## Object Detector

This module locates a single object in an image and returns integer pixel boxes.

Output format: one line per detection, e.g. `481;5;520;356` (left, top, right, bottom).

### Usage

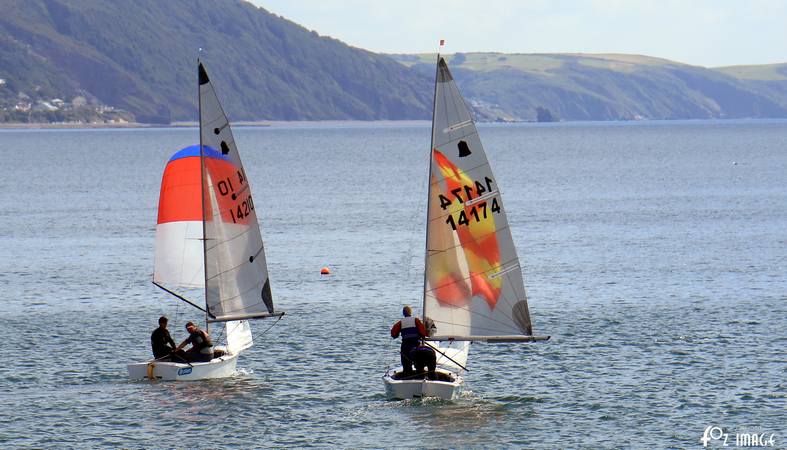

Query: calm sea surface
0;121;785;448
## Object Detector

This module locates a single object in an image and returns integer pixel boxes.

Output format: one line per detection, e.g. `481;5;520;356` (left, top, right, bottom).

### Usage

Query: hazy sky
250;0;787;67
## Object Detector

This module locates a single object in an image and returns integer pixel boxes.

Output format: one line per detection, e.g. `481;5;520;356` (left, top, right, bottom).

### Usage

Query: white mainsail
198;62;276;323
422;57;543;342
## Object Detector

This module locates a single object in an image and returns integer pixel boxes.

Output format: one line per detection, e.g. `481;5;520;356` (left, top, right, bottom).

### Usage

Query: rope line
256;314;283;339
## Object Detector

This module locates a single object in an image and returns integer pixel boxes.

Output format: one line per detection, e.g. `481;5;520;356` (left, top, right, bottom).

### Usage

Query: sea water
0;121;784;448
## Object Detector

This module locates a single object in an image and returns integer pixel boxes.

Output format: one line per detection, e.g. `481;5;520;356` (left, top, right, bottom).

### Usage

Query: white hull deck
382;367;464;400
127;353;238;381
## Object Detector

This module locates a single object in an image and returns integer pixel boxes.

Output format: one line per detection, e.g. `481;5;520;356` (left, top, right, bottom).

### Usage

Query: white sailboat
128;61;284;381
383;54;549;400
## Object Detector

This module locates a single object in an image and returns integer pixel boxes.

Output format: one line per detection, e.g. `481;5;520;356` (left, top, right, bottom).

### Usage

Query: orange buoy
320;267;331;275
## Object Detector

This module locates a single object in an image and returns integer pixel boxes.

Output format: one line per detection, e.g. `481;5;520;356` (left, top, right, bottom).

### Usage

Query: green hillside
3;1;787;124
0;0;432;123
715;63;787;81
392;53;787;121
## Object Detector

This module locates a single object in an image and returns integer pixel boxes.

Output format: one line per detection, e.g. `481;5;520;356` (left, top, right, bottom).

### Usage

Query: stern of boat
382;367;463;400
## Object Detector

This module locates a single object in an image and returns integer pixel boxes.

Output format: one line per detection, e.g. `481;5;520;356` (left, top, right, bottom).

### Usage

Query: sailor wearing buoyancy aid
175;321;214;363
390;306;427;375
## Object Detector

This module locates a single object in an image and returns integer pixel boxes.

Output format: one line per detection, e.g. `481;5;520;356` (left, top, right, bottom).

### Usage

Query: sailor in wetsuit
174;321;214;363
151;316;176;360
411;342;437;380
390;306;426;378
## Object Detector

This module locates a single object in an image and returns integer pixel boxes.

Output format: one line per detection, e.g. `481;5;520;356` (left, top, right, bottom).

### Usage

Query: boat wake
233;367;254;376
493;394;544;404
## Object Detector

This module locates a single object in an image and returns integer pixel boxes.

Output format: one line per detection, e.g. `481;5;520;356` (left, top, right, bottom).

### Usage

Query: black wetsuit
412;345;437;380
151;327;176;359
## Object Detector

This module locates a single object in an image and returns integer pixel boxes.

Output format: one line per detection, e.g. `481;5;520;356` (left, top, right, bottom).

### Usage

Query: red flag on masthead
439;39;445;47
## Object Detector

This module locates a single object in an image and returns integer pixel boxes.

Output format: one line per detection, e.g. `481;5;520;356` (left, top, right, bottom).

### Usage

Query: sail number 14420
215;169;254;224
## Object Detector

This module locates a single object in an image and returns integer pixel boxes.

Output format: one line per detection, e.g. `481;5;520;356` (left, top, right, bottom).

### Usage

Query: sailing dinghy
383;55;549;400
128;61;283;381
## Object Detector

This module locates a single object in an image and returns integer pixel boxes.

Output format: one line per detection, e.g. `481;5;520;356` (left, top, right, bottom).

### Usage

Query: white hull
127;353;238;381
382;367;464;400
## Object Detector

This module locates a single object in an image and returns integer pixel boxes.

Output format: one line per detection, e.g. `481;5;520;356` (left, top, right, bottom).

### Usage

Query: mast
421;42;443;323
198;57;209;334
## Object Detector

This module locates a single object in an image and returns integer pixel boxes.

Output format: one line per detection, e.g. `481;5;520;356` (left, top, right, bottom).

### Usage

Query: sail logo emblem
457;140;472;157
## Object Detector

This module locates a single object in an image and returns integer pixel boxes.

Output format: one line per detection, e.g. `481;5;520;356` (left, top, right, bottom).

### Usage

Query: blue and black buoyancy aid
400;316;420;342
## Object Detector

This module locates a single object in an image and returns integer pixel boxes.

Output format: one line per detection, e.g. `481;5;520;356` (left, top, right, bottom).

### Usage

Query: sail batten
422;56;536;340
425;258;522;295
444;119;473;133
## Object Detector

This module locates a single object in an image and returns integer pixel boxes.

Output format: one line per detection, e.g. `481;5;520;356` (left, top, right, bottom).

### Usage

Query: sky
250;0;787;67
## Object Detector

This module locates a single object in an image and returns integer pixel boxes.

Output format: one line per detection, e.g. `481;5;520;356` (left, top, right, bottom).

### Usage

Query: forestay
199;62;275;322
423;57;539;342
